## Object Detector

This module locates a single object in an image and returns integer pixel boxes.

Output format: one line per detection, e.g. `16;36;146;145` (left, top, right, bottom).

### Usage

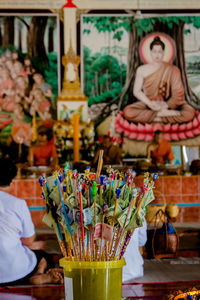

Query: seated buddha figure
123;36;195;124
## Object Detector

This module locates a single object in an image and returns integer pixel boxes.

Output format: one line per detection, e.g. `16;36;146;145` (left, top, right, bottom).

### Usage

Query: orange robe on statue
123;62;195;124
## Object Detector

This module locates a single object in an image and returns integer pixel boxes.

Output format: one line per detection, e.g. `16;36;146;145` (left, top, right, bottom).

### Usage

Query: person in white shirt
0;158;63;286
123;219;147;283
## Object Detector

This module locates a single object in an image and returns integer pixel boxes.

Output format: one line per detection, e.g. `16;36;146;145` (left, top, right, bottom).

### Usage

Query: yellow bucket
60;258;126;300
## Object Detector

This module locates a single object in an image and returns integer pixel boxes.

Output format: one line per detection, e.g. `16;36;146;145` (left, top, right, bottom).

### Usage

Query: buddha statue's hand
158;102;168;109
157;109;181;117
147;100;165;111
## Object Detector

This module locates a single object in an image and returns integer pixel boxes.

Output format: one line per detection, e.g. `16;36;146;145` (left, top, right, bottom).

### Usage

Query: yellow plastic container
60;258;126;300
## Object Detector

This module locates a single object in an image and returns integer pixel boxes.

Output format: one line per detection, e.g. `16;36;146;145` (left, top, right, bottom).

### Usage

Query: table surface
1;281;200;299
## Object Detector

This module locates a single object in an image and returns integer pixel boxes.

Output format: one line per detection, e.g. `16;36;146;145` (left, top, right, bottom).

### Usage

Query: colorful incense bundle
40;169;157;261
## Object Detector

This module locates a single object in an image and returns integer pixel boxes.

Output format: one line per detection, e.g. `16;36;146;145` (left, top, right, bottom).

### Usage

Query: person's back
92;135;122;167
0;158;63;286
0;191;36;283
104;143;122;165
123;219;147;283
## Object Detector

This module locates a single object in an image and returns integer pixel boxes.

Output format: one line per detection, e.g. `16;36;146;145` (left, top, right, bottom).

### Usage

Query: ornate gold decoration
57;34;87;102
166;287;200;300
50;9;64;22
76;9;91;23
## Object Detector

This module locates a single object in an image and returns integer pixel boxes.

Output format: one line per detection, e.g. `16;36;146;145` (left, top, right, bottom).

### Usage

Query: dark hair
24;55;31;61
154;130;163;136
103;135;111;141
37;125;53;142
150;36;165;50
0;158;17;186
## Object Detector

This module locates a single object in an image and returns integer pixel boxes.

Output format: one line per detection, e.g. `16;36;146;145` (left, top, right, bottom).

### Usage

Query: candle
73;113;80;162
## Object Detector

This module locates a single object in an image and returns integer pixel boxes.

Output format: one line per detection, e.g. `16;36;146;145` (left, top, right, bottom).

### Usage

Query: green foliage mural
83;16;130;107
83;46;126;106
44;52;59;108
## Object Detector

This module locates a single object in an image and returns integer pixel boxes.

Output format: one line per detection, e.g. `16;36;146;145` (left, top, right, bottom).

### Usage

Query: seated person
93;135;122;166
190;159;200;175
0;158;63;286
28;125;58;168
147;130;174;165
123;219;147;282
1;135;28;164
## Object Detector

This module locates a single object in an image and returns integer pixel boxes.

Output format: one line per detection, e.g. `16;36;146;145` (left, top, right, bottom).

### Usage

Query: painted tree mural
83;45;126;106
83;16;129;110
124;16;200;110
83;15;200;119
27;17;49;65
2;16;14;46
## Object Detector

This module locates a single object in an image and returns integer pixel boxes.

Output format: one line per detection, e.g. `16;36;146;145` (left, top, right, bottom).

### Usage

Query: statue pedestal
57;92;88;123
56;38;89;162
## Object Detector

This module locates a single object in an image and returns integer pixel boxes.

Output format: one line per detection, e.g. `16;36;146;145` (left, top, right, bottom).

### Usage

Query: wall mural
0;13;60;144
82;14;200;142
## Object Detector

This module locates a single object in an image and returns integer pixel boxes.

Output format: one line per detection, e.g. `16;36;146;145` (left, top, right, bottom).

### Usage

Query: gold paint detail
57;35;88;102
76;9;91;23
50;8;64;22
